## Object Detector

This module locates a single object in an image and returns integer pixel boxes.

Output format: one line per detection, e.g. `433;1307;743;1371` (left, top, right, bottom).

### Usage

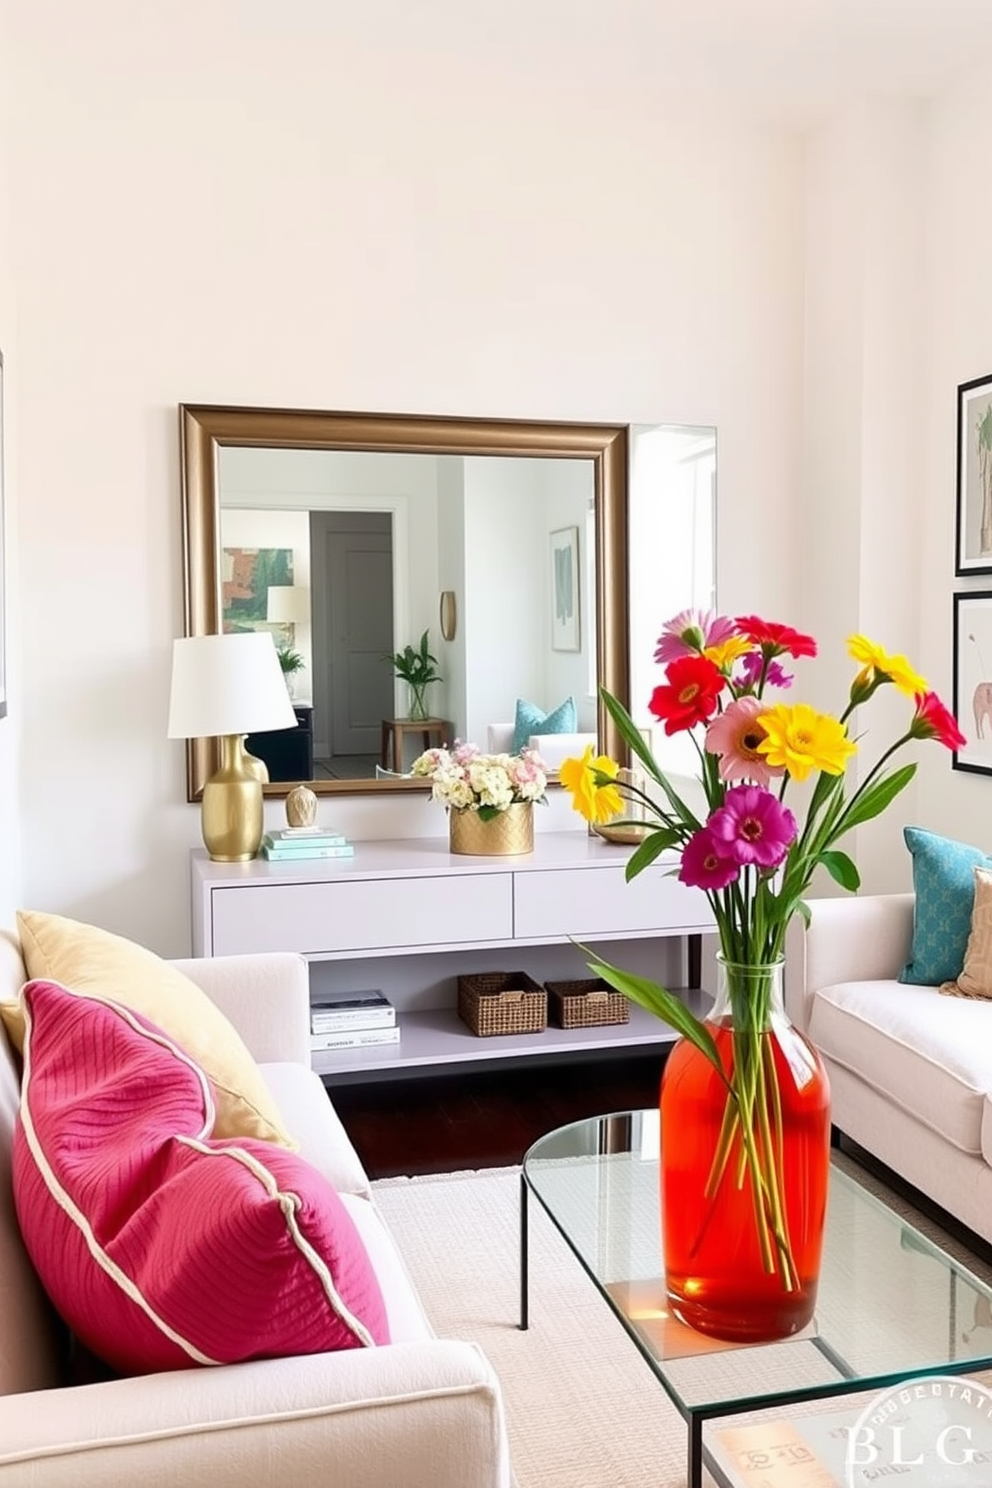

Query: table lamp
167;631;297;861
266;585;310;626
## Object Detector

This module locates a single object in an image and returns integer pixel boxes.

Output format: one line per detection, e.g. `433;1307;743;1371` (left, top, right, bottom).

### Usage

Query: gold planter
449;802;534;856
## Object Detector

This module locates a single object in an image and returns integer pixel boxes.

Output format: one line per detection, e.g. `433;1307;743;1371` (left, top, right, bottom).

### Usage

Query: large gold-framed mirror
179;405;630;800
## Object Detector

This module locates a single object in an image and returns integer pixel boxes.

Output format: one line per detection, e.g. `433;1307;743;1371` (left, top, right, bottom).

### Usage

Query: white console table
190;832;715;1084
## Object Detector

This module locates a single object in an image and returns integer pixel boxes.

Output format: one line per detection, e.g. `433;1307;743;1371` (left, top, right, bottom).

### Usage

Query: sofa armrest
169;952;311;1067
0;1340;511;1488
784;893;915;1029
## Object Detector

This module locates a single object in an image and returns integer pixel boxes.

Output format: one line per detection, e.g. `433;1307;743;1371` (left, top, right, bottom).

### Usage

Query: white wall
917;69;992;856
1;1;805;954
801;103;929;894
0;29;20;927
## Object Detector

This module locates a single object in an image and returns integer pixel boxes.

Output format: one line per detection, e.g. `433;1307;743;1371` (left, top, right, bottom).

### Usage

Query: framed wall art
952;590;992;775
956;373;992;575
550;525;580;652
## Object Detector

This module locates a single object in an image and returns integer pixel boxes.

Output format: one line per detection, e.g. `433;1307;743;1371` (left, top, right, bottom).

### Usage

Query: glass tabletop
522;1109;992;1417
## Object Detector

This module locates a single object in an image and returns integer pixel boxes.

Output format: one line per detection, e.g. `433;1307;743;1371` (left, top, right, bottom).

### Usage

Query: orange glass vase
660;957;831;1343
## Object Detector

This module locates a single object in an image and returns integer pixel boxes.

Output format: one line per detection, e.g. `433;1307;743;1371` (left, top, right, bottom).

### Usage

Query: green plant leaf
819;849;860;892
599;690;702;830
625;828;680;880
582;948;728;1083
840;762;915;831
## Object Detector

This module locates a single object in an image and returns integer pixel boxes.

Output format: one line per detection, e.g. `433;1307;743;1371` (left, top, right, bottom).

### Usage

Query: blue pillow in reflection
512;696;577;755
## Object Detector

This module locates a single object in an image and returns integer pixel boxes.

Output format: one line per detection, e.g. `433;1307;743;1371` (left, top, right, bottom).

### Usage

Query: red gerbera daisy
736;615;817;660
910;691;967;751
649;654;724;736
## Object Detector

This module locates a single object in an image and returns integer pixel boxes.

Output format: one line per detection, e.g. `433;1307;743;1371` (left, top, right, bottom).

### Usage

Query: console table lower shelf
312;994;708;1084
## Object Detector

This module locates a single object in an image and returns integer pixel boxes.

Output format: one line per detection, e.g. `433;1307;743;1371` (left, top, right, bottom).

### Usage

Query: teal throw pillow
899;826;992;985
512;696;577;755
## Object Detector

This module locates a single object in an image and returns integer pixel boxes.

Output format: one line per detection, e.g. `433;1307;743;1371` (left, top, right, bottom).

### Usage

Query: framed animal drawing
953;590;992;776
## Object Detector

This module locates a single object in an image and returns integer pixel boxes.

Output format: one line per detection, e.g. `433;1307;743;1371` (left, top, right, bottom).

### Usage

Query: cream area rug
371;1155;992;1488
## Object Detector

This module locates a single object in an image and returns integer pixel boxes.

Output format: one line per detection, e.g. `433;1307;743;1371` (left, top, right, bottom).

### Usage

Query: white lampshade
167;631;297;739
266;585;310;625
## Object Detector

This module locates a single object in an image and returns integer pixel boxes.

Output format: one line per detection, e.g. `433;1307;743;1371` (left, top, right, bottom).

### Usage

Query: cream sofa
0;932;511;1488
786;892;992;1247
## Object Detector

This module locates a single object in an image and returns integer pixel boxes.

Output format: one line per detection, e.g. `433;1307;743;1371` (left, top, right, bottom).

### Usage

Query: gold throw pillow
940;866;992;1001
1;910;296;1148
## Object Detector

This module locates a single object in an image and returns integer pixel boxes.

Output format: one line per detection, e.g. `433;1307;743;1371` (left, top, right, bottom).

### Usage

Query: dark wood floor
327;1050;666;1179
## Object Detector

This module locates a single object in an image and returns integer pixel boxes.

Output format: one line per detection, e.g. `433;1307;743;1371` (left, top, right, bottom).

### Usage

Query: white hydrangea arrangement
410;742;548;817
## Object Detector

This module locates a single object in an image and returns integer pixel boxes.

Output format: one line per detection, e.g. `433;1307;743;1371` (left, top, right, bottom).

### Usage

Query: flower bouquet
561;611;965;1341
411;742;548;856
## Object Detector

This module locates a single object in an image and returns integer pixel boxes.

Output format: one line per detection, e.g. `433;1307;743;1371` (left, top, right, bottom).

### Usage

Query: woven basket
457;971;547;1037
546;978;630;1029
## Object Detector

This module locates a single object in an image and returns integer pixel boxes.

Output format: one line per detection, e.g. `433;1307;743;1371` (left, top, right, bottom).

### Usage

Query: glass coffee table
521;1110;992;1488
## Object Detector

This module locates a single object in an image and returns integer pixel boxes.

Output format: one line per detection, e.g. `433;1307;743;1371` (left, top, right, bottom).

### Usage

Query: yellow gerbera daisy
704;636;752;672
847;634;927;699
756;703;857;782
558;746;624;824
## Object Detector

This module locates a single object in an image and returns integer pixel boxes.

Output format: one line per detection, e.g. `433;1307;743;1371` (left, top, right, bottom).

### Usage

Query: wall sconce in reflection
439;590;457;642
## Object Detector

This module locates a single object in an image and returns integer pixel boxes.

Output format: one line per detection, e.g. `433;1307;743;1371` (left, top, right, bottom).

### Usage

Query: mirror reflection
218;447;597;780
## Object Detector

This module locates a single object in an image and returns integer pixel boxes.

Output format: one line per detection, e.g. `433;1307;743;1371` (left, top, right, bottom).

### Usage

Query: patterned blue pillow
512;696;577;755
899;826;992;985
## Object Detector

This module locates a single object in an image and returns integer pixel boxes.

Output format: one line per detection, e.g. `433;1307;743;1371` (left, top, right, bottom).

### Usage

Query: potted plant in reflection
386;630;443;721
276;644;306;701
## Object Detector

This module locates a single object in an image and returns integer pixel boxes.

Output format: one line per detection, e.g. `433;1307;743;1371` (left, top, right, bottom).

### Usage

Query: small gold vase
449;802;534;856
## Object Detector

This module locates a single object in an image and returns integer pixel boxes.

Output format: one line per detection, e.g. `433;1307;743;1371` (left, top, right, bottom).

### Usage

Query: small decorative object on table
385;629;443;722
411;741;548;856
561;610;966;1343
286;784;318;827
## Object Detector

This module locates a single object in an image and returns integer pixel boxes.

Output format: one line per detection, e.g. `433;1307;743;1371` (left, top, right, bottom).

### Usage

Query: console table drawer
514;866;704;940
208;873;513;956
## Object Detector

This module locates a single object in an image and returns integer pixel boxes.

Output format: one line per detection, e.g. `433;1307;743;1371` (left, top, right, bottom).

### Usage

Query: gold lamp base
201;735;264;861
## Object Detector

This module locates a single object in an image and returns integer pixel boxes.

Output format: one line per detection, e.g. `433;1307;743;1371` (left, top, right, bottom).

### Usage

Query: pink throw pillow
12;979;389;1374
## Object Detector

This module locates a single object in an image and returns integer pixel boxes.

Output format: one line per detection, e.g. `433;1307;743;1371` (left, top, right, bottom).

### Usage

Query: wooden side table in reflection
380;717;454;774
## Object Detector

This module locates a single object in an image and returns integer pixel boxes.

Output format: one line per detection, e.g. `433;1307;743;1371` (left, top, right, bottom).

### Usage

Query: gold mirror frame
179;405;629;801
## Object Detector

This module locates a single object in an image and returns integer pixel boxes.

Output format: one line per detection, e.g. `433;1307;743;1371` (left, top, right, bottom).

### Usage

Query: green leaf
840;763;915;831
819;849;861;892
624;829;678;880
582;947;728;1084
599;690;703;831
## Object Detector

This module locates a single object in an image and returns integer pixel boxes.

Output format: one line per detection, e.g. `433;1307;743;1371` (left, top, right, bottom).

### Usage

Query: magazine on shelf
311;991;395;1032
310;1024;401;1052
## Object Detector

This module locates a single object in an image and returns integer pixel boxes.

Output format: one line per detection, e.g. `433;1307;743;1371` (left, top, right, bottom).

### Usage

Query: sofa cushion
13;979;389;1375
899;827;991;986
941;866;992;1001
1;909;294;1147
808;976;992;1155
512;695;576;754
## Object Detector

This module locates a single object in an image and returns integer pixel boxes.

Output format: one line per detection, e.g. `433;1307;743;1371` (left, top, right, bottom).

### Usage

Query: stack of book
260;826;355;862
310;990;400;1053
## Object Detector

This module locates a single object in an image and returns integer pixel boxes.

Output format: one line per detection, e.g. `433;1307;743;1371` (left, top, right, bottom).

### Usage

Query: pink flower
678;828;740;890
705;697;784;786
654;609;738;665
733;651;794;693
707;785;797;869
451;741;480;765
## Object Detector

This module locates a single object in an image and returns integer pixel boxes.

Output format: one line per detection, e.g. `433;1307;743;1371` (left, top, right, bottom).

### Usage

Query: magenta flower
705;697;784;786
733;651;794;693
654;609;738;665
707;785;797;869
678;827;741;890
